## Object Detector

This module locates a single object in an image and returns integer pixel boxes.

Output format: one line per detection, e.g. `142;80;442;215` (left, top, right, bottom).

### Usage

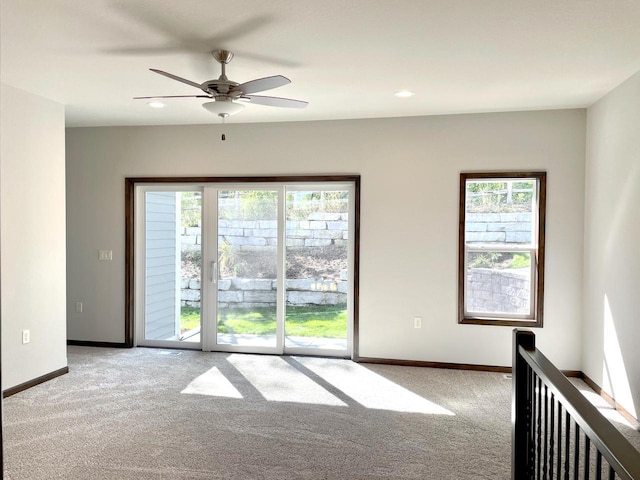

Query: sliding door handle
210;261;218;284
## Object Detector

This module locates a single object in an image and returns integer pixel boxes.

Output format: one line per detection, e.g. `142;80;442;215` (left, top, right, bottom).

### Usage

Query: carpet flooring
2;346;638;479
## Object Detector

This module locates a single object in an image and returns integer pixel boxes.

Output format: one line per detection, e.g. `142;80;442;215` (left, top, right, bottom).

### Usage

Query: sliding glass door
207;188;282;353
137;188;203;349
136;180;355;358
284;188;350;352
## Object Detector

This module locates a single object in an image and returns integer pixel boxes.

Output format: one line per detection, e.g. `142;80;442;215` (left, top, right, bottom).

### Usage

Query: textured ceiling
2;0;640;127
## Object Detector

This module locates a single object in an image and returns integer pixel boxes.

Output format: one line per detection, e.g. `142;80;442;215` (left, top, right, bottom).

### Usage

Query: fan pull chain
221;115;226;141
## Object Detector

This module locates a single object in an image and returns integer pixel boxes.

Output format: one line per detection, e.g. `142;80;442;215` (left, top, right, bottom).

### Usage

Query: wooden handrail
512;329;640;479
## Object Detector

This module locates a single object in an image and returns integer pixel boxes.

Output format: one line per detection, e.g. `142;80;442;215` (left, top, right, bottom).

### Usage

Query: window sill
459;316;542;328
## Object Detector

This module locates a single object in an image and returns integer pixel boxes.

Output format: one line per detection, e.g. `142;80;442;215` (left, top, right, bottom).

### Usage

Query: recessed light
147;101;166;109
394;90;415;98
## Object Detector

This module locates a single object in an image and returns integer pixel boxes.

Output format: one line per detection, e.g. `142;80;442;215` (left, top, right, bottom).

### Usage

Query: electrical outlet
414;316;422;329
76;302;83;313
22;329;30;344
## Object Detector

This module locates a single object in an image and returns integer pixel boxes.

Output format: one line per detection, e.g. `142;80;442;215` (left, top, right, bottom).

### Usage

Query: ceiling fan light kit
202;98;245;117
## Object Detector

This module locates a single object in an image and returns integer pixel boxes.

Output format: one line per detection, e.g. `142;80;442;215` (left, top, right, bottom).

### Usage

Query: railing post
512;329;535;480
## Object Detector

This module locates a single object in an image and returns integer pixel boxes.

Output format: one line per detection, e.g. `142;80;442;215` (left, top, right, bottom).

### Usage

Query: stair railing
512;329;640;479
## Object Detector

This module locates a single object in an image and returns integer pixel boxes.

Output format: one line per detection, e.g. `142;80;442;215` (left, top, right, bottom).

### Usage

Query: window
458;172;546;327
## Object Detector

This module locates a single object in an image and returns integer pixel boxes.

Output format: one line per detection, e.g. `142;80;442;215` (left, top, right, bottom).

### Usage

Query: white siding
145;192;178;340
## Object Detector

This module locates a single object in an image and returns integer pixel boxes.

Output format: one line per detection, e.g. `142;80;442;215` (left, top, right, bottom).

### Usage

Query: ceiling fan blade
134;95;211;99
150;69;203;90
241;95;308;109
231;75;291;95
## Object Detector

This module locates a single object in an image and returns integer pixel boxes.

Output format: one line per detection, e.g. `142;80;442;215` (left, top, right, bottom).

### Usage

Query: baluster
608;465;615;480
528;368;536;479
557;403;563;479
564;412;570;480
584;437;591;480
574;426;580;480
595;451;602;480
543;385;549;480
537;377;543;479
549;393;555;479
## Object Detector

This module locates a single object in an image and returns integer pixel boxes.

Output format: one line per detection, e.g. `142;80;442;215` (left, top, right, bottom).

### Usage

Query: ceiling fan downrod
212;50;234;81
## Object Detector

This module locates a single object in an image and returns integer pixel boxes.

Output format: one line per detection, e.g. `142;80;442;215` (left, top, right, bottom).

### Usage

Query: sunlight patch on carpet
294;357;455;415
181;367;243;398
227;354;347;406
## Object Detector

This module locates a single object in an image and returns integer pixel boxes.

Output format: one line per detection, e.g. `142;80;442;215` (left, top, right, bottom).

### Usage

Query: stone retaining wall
184;268;527;313
467;268;530;315
181;212;349;309
465;212;532;244
181;212;349;253
181;275;348;309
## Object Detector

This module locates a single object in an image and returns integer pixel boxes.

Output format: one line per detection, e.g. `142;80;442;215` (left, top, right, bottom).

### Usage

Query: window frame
458;171;546;327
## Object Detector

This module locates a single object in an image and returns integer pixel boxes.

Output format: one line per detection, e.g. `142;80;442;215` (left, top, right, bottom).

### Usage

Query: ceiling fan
135;50;308;118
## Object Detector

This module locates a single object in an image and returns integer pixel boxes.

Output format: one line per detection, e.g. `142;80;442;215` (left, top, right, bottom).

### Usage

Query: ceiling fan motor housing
202;79;238;95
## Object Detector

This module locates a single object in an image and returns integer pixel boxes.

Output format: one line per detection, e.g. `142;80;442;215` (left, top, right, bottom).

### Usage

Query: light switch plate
99;250;113;261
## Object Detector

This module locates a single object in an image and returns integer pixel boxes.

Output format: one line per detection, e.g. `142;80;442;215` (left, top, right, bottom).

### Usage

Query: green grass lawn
180;305;347;338
180;307;202;333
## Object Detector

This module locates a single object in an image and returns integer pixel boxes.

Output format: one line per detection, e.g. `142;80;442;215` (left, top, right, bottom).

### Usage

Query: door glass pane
217;190;278;348
285;190;349;350
145;191;201;342
465;250;531;316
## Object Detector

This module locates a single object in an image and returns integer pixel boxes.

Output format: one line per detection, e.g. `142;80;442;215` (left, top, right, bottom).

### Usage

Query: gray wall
584;71;640;418
66;109;586;369
1;83;67;390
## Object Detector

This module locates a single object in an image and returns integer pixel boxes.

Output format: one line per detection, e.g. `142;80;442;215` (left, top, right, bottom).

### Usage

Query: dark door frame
124;175;361;359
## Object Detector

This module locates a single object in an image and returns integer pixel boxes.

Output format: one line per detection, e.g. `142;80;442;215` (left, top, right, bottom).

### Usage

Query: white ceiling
2;0;640;127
